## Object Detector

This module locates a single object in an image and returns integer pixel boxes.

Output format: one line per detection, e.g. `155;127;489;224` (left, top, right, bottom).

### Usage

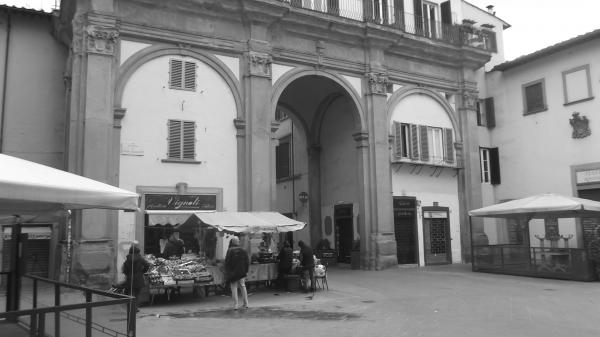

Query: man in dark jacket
276;241;293;289
122;245;150;308
224;236;249;309
162;231;184;258
298;240;315;291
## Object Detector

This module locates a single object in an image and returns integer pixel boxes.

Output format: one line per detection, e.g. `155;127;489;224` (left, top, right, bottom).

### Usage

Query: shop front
138;206;305;303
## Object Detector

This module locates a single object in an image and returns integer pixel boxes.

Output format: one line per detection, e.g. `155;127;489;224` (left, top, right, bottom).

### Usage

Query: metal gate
423;207;451;265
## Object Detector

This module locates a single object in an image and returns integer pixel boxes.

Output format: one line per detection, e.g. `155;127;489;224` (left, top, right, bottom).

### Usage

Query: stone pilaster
66;13;121;287
308;145;322;246
242;44;273;211
361;71;397;270
457;84;483;263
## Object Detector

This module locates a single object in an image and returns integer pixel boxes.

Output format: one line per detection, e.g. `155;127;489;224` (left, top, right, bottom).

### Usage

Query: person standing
122;245;150;310
298;240;315;292
224;236;249;309
276;241;293;289
162;231;184;258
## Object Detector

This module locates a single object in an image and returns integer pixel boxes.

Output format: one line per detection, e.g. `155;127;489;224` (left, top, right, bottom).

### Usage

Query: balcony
276;0;496;52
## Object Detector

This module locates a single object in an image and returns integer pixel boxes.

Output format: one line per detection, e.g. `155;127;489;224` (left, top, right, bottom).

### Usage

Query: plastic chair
313;264;328;290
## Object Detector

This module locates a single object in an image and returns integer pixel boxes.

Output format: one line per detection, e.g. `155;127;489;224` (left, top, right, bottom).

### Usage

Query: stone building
1;0;508;285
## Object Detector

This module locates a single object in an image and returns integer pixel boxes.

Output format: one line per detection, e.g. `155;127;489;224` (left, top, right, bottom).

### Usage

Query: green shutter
443;128;454;164
419;125;429;162
490;147;501;185
169;59;183;89
168;120;182;159
184;61;196;90
182;121;196;160
485;97;495;128
393;122;403;159
410;124;419;160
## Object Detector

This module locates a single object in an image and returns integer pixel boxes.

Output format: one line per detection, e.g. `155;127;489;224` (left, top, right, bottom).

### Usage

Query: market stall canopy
0;154;139;214
193;211;305;233
469;193;600;219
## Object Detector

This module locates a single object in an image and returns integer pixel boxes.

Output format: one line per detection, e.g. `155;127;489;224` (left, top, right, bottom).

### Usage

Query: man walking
224;236;250;309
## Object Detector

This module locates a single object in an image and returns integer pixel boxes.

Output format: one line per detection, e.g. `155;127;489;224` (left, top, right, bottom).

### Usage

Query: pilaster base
70;240;115;288
369;232;398;270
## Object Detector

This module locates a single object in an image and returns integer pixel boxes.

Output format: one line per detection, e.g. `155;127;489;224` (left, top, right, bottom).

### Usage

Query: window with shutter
479;148;490;183
393;122;403;159
476;101;483;126
167;119;196;161
169;59;196;91
443;128;454;164
419;125;429;162
522;79;547;114
489;147;501;185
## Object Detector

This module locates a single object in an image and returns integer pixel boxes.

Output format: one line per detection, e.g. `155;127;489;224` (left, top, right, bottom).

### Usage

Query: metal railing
276;0;496;52
0;274;136;337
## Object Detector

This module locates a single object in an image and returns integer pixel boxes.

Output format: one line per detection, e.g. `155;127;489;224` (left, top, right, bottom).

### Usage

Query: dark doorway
393;197;418;264
334;204;353;263
578;188;600;249
422;207;452;265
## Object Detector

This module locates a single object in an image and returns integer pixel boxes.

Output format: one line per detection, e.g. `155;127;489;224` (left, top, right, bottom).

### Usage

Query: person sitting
298;240;315;292
162;231;184;259
276;241;293;289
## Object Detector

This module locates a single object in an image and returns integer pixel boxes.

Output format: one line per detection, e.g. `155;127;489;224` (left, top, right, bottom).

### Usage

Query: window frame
522;78;548;115
480;148;491;183
169;58;197;91
562;64;594;106
162;119;200;164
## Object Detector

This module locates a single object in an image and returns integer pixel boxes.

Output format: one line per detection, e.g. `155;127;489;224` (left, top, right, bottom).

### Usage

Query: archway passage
273;75;362;262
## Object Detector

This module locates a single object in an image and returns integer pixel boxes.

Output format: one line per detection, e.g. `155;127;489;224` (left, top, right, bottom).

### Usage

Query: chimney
486;5;496;15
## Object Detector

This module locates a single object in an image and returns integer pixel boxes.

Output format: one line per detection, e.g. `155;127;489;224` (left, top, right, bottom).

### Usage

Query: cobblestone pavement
135;264;600;337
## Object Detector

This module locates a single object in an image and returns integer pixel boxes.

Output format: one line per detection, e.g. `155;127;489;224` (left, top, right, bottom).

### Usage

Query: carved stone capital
248;51;272;78
85;25;119;55
461;92;478;110
233;118;246;137
270;121;281;133
113;107;126;128
353;131;369;148
367;72;389;96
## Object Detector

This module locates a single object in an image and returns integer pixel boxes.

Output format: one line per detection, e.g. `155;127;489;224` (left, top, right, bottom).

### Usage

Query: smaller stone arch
114;45;243;117
385;86;462;142
270;66;367;139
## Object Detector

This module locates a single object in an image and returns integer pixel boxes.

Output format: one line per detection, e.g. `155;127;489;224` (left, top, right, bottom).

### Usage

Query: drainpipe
0;11;11;152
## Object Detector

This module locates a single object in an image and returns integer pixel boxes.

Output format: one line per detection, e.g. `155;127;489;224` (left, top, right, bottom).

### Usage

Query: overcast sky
3;0;599;61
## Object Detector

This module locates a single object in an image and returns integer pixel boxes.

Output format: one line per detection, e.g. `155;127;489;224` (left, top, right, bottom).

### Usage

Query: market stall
469;193;600;281
142;211;305;302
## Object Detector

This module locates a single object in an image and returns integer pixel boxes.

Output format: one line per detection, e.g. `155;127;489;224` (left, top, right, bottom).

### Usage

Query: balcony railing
276;0;496;52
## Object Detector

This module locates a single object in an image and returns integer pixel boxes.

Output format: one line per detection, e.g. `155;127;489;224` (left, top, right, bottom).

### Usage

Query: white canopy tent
469;193;600;219
0;154;139;214
145;210;305;233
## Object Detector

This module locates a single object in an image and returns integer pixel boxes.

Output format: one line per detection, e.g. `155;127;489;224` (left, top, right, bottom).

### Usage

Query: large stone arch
385;86;462;142
114;45;243;116
270;67;366;141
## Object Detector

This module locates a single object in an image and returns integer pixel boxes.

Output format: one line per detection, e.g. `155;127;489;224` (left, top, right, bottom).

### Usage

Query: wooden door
393;197;417;264
423;207;451;265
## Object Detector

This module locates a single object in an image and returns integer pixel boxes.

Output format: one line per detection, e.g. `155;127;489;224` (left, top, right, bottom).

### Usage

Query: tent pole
7;215;22;313
65;210;72;283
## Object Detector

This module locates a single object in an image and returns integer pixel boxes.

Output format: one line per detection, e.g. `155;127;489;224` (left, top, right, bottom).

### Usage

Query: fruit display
145;254;213;286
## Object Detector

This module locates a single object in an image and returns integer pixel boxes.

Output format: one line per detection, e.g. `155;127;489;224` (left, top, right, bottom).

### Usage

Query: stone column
243;46;273;211
307;145;322;246
66;13;121;286
457;85;483;262
363;72;397;270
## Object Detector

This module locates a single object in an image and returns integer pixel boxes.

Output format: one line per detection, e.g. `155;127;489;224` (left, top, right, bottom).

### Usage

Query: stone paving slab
134;264;600;337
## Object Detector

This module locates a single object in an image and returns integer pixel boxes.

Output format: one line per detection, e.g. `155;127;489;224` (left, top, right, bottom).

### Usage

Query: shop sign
145;194;217;211
3;227;52;240
576;169;600;185
423;211;448;219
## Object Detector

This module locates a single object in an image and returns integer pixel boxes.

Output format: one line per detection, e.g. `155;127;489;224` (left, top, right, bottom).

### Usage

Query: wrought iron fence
275;0;495;51
0;274;136;337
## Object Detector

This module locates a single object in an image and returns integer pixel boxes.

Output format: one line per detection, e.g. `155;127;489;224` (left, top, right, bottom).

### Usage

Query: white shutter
182;121;196;160
168;120;182;159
